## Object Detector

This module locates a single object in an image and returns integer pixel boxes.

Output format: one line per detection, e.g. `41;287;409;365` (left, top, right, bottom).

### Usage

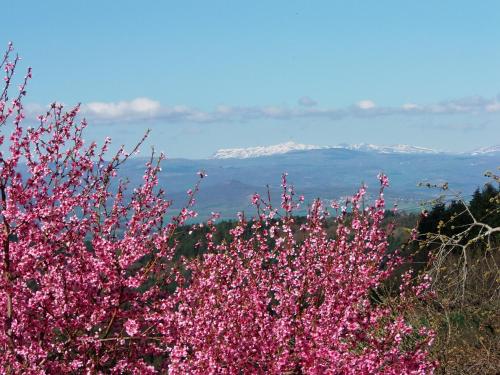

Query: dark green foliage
418;183;499;251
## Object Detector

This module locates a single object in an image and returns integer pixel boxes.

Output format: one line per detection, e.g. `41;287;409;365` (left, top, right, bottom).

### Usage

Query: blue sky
5;1;500;158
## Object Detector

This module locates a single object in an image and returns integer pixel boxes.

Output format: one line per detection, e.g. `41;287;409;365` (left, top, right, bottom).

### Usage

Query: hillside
117;145;500;219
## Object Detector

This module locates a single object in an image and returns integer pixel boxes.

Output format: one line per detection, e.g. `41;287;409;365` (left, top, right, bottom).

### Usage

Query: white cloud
298;96;317;107
23;94;500;125
128;97;161;113
486;102;500;112
215;105;232;114
402;103;419;110
262;106;288;117
357;100;376;110
84;97;161;120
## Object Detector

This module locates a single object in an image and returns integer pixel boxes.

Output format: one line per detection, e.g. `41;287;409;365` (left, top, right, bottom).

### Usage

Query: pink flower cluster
0;44;436;373
168;175;435;374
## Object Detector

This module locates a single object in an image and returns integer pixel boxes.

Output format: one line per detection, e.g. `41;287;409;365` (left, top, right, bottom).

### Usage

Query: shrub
167;175;436;373
0;43;197;373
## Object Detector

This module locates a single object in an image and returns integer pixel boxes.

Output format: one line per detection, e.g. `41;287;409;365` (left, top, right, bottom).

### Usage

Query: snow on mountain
211;142;438;159
212;141;327;159
470;145;500;155
344;143;438;154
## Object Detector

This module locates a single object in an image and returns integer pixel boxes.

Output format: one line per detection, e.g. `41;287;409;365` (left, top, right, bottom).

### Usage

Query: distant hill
117;144;500;219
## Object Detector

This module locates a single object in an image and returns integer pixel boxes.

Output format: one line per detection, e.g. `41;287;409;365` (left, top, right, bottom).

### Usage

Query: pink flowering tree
0;44;435;373
0;43;200;373
167;175;436;374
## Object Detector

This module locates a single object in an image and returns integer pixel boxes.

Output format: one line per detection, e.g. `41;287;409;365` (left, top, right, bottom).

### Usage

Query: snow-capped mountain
470;145;500;155
212;142;438;159
212;141;327;159
341;143;438;154
118;144;498;219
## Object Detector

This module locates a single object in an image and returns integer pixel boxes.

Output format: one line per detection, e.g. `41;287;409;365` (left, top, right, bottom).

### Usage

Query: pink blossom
251;193;260;205
124;319;140;336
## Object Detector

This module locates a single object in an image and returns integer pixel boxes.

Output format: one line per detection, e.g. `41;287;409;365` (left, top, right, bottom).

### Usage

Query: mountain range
212;142;498;159
117;143;500;220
